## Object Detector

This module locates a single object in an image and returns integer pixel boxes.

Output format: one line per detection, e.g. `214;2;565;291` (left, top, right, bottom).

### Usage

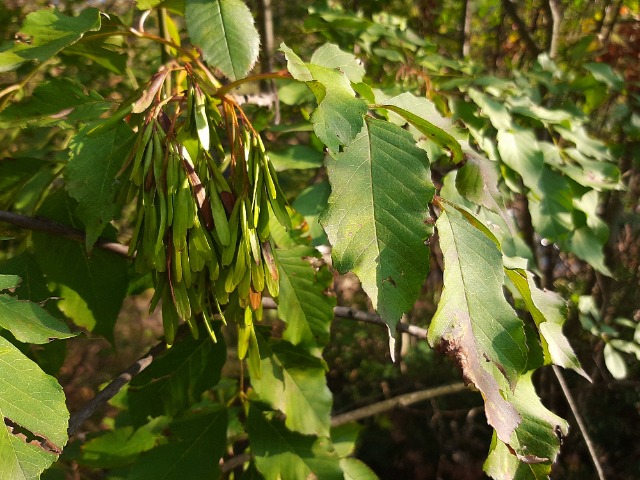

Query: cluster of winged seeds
120;72;290;351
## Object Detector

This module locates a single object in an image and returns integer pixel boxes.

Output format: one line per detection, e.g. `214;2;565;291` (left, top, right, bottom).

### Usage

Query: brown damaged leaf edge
4;417;62;455
436;332;521;445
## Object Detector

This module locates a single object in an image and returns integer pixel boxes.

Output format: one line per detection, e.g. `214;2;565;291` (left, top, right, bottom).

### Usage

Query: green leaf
0;253;51;303
603;342;627;379
65;121;135;251
0;79;109;129
128;323;226;423
249;332;333;437
247;404;343;480
79;419;166;468
340;458;380;480
0;8;101;73
584;62;624;91
0;336;68;478
504;268;588;379
310;43;365;83
268;145;324;172
32;190;129;341
468;88;513;131
567;226;612;276
0;295;74;344
0;275;20;291
331;423;361;458
321;117;434;337
455;151;506;214
281;43;368;152
379;93;465;164
497;128;544;190
484;372;568;478
185;0;259;81
292;182;331;246
128;407;227;480
276;245;336;355
0;158;50;208
428;203;527;443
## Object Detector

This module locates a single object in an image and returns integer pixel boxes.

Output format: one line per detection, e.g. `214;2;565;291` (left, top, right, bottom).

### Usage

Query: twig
262;297;429;340
331;382;467;427
501;0;541;57
552;365;606;480
68;341;167;436
0;210;129;257
221;453;251;474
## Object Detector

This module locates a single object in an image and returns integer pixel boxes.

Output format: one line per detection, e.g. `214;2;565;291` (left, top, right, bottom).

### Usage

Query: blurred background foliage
1;0;638;479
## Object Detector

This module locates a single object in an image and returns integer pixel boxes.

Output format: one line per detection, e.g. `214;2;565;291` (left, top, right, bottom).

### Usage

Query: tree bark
547;0;562;59
461;0;473;58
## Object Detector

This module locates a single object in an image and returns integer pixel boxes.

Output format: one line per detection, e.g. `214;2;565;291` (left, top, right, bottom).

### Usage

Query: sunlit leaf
185;0;259;81
276;245;336;355
0;294;74;344
247;404;343;480
0;8;101;73
282;43;368;152
0;336;68;479
428;203;527;443
321;117;434;337
65;121;135;251
504;268;588;379
249;331;333;437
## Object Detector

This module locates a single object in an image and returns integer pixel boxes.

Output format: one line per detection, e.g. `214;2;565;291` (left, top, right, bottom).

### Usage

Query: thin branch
331;382;468;427
216;70;291;97
0;210;130;257
218;383;468;473
501;0;541;57
68;340;167;436
261;297;429;340
552;365;607;480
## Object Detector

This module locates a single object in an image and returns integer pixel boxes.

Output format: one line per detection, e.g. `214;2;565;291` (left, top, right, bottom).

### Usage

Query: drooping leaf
281;43;368;152
0;275;20;291
603;342;628;379
31;190;129;341
0;295;74;344
584;62;624;91
428;203;527;443
310;43;365;83
0;158;50;208
185;0;259;81
128;323;226;424
340;458;380;480
0;8;101;73
321;117;434;337
484;372;568;479
0;79;110;128
268;145;324;172
292;181;331;246
468;88;513;131
128;407;227;480
249;332;333;437
65;121;135;251
379;93;465;163
276;245;336;355
0;253;51;303
247;404;343;480
504;267;589;380
79;418;167;468
0;336;68;479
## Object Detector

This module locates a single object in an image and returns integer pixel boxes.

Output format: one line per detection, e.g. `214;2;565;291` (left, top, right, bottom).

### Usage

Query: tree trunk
461;0;473;58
